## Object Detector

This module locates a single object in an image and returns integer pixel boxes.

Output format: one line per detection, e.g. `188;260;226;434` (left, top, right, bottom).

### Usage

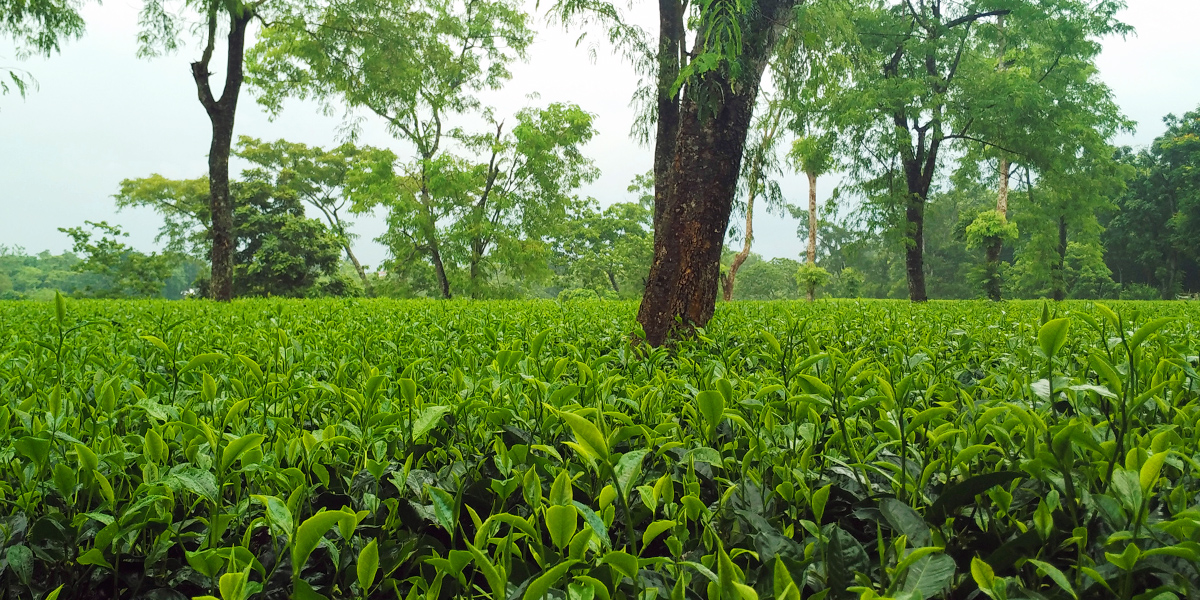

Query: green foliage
227;182;344;298
57;221;181;298
555;201;652;298
0;299;1197;599
794;262;830;289
726;255;801;300
965;210;1019;250
831;266;864;298
1103;108;1200;298
114;175;212;257
0;0;86;96
557;287;599;302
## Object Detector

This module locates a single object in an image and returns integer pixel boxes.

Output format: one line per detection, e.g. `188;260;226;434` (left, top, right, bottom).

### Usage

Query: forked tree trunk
806;170;817;302
638;89;761;345
193;10;252;302
896;111;939;303
651;0;684;234
984;158;1010;301
636;0;793;345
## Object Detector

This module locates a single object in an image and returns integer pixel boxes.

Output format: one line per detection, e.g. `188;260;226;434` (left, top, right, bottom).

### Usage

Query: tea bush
0;297;1197;600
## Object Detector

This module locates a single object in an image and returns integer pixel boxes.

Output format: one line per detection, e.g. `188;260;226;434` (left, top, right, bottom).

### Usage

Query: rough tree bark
984;158;1010;301
806;170;817;302
192;8;253;302
636;0;792;346
901;156;934;302
651;0;684;234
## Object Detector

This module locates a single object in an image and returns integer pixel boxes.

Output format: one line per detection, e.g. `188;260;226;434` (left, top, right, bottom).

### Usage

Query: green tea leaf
1026;559;1076;599
613;450;647;501
556;408;608;460
546;504;578;549
1129;317;1173;351
1038;318;1071;358
357;539;380;591
522;559;576;600
293;510;351;574
219;433;265;473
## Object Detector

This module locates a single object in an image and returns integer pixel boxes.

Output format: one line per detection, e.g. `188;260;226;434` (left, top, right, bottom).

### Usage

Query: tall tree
555;0;816;344
247;0;532;299
1011;155;1125;301
234;136;397;294
790;133;835;301
834;0;1127;301
722;101;786;301
1;0;85;96
451;104;598;297
229;179;345;297
137;0;263;300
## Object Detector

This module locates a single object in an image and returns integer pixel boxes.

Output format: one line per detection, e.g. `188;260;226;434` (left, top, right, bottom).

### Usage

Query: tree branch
944;9;1009;30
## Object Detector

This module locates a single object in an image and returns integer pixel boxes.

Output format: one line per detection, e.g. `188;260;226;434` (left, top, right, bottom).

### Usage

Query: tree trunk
638;73;775;344
607;271;620;294
807;171;817;266
638;94;759;344
429;239;451;299
636;0;793;345
722;186;755;302
984;158;1010;301
1052;215;1067;301
192;10;251;302
343;243;374;295
904;194;928;302
651;0;684;234
805;170;818;302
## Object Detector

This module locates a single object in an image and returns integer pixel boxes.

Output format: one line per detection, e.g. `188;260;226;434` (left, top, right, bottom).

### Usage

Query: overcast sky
2;0;1198;270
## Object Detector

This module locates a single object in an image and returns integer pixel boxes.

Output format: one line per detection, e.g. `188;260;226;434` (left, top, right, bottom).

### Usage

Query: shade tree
234;136;397;294
136;0;276;300
830;0;1128;302
247;0;532;299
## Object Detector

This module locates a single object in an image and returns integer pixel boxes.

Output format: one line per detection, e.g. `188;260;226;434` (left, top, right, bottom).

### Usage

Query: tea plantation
0;298;1197;600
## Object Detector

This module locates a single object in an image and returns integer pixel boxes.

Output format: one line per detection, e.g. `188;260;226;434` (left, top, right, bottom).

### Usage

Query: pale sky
1;0;1198;271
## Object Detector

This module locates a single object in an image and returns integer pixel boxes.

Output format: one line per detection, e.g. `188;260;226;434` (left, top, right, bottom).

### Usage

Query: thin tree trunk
721;105;781;302
1053;215;1067;301
806;170;817;302
607;271;620;294
343;243;373;295
984;158;1010;301
192;10;251;302
429;239;451;299
417;187;451;299
722;186;755;302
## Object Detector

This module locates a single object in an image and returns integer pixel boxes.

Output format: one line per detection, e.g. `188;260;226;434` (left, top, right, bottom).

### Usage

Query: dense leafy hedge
0;298;1197;600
